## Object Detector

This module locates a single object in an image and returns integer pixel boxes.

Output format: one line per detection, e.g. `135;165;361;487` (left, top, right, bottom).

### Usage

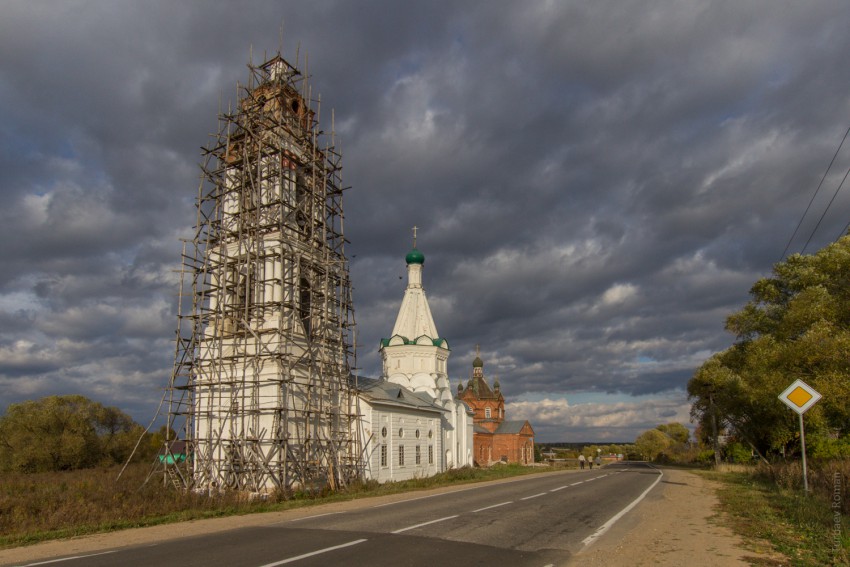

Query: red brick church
457;348;535;466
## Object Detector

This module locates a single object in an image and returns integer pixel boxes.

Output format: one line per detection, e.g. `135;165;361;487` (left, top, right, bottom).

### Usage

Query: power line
837;216;850;242
801;163;850;254
780;123;850;260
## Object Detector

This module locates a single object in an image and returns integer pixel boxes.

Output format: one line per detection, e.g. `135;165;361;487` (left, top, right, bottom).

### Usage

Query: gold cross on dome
475;344;480;356
412;225;418;247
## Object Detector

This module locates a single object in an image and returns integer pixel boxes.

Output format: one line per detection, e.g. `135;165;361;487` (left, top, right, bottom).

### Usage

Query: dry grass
0;464;262;547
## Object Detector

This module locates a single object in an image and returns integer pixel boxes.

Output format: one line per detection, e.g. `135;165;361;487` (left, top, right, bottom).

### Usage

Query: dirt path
575;467;786;566
0;467;785;566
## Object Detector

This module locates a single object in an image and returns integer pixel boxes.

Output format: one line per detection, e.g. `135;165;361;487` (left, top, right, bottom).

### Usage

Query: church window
381;426;387;438
398;428;404;438
399;446;405;466
428;445;433;465
380;444;387;467
227;264;256;325
428;429;433;439
415;429;420;439
299;277;311;336
416;445;421;465
485;407;491;419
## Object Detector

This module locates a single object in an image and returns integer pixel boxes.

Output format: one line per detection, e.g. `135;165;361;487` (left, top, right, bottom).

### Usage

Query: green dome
405;248;425;265
472;356;484;368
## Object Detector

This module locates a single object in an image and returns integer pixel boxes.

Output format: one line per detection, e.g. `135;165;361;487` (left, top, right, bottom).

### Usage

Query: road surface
13;462;662;567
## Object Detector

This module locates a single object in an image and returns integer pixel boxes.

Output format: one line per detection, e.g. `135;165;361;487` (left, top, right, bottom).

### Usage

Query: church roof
473;423;492;434
380;335;448;348
388;248;440;341
464;375;499;400
494;420;533;435
356;376;446;413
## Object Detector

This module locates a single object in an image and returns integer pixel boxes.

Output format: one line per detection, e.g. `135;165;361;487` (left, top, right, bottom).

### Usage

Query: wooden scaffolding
163;51;361;493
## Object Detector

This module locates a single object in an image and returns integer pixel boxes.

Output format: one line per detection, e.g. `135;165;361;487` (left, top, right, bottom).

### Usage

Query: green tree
656;422;690;444
634;429;671;461
0;395;145;472
688;236;850;460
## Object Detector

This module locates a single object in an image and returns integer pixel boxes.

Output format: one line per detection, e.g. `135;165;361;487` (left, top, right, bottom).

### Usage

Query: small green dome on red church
472;356;484;368
405;248;425;265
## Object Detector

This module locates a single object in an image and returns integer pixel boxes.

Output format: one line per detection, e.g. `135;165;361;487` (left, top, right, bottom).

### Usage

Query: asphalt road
16;462;662;567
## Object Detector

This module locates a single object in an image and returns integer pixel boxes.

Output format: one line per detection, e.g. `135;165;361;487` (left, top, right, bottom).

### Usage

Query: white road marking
570;481;584;486
391;515;459;534
275;511;342;524
581;467;664;548
22;552;117;565
520;492;547;500
371;485;478;508
549;485;568;492
472;501;513;512
257;539;368;566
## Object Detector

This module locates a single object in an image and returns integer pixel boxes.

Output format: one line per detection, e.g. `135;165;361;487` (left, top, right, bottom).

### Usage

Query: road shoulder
573;466;786;566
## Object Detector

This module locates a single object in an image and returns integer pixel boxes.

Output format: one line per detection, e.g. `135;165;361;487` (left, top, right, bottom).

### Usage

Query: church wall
491;431;535;465
357;398;443;483
474;432;494;466
194;338;346;489
458;402;474;467
382;346;449;385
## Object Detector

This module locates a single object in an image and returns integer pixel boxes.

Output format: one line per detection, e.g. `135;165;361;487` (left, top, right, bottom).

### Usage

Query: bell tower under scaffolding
164;51;361;493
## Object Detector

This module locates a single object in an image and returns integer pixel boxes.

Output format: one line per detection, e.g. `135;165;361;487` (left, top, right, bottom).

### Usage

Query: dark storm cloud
2;0;850;440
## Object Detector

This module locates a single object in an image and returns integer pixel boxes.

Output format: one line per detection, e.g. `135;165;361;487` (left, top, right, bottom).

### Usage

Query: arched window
299;277;311;336
294;167;310;236
485;407;491;419
229;265;255;326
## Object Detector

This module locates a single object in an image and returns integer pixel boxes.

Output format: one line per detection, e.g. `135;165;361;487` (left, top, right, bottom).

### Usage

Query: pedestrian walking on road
595;455;601;468
588;456;593;470
578;454;585;469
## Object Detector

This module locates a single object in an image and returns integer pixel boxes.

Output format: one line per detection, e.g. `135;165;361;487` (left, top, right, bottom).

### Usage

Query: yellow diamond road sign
779;379;822;415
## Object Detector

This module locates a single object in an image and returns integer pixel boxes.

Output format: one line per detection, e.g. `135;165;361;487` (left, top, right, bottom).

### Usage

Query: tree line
0;395;164;472
688;236;850;462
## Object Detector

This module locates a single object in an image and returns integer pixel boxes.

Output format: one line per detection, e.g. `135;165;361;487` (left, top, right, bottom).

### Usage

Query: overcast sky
2;1;850;443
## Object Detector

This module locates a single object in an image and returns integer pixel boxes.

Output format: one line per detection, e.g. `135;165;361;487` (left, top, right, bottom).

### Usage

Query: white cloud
601;283;638;306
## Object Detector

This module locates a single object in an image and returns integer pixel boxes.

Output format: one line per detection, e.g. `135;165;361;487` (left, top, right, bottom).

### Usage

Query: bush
809;435;850;460
724;442;753;463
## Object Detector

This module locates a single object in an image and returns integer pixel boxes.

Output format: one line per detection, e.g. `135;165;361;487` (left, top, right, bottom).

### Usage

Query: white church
355;241;474;482
167;52;475;493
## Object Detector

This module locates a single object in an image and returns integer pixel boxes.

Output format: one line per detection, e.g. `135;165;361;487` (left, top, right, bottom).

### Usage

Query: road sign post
778;379;822;494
